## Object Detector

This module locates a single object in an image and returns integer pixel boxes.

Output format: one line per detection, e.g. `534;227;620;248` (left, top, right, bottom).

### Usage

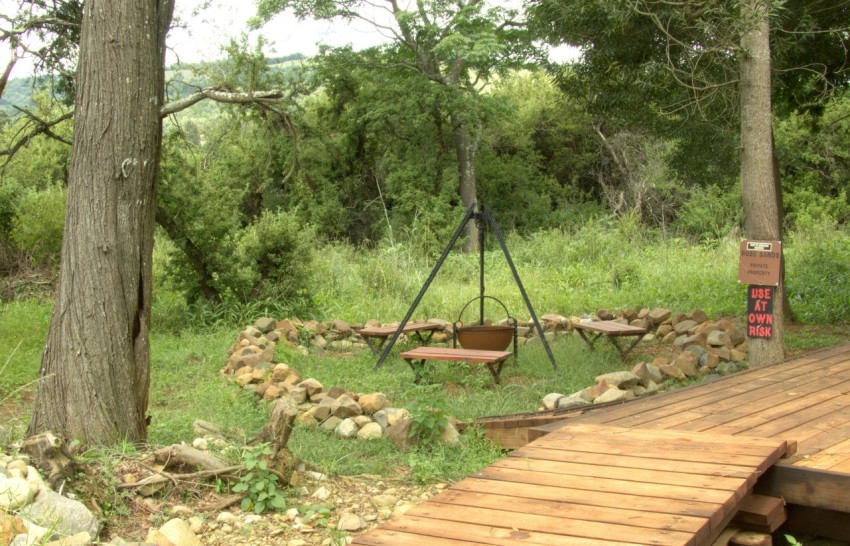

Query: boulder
542;393;565;410
595;371;640;390
0;476;32;511
594;389;629;404
359;393;389;414
707;330;733;348
331;395;363;419
253;317;277;334
357;423;383;440
659;365;687;381
298;378;324;399
385;419;415;451
20;487;100;539
336;419;360;439
673;352;699;377
673;320;698;335
596;309;615;321
158;518;202;546
648;308;671;325
688;309;709;324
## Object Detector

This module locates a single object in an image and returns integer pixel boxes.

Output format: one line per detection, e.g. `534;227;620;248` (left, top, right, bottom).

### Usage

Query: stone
718;362;739;375
662;331;679;344
673;319;698;334
313;398;335;422
144;529;175;546
331;395;363;419
682;333;707;350
272;364;297;383
541;314;568;327
263;385;283;400
312;486;331;501
685;345;708;362
371;494;399;509
594;389;628;404
595;371;640;390
44;531;92;546
287;386;308;404
659;365;687;381
707;330;733;348
588;380;611;401
440;422;460;445
254;317;277;334
332;320;352;336
353;415;373;427
730;349;748;362
655;324;673;337
372;410;389;430
630;318;649;330
689;309;709;324
303;320;327;335
357;423;383;440
298;378;324;399
216;512;239;524
596;309;614;321
385;419;415;451
542;393;565;410
336;419;360;439
320;416;343;431
704;352;720;369
159;518;201;546
296;413;319;428
0;475;33;511
383;407;410;427
556;396;590;410
0;515;27;546
728;327;746;346
325;386;347;399
707;345;732;361
647;308;671;325
337;513;365;532
673;352;699;377
631;362;659;387
359;393;389;414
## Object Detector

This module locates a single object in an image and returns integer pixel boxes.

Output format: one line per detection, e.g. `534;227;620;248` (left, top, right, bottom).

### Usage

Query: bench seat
400;346;512;384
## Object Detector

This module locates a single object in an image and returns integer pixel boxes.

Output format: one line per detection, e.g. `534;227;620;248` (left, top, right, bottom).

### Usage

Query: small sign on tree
738;240;781;286
747;286;774;339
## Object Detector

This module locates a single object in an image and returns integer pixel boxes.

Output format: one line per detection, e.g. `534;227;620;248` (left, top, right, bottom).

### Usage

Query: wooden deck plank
583;350;850;429
529;435;773;468
708;393;850;438
452;478;722;523
491;456;749;497
428;488;712;542
473;466;739;516
361;518;645;546
404;502;697;546
629;368;850;432
509;446;757;482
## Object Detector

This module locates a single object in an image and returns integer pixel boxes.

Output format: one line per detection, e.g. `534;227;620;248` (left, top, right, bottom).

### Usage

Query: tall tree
26;0;174;443
739;0;784;366
530;0;850;366
253;0;536;250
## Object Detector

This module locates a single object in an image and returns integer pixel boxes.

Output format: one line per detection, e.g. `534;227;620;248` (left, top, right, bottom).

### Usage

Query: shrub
11;184;66;267
676;184;743;243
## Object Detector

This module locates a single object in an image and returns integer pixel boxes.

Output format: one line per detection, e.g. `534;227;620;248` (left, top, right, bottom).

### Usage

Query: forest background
0;0;849;438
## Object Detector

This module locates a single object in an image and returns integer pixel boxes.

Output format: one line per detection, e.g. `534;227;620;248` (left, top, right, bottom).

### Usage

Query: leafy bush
232;443;287;514
11;184;66;266
676;184;743;243
786;227;850;323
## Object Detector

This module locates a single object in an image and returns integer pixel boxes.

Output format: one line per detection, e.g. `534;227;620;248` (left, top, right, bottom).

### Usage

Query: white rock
215;511;239;524
311;486;330;501
357;422;383;440
191;438;208;451
159;518;202;546
594;389;629;404
336;513;365;531
542;393;565;410
0;475;34;511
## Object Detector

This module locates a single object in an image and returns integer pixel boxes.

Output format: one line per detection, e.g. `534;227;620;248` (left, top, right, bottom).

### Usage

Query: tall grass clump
785;222;850;323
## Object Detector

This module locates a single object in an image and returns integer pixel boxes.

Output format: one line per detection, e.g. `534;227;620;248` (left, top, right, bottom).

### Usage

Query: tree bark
740;0;785;367
452;113;480;252
27;0;174;444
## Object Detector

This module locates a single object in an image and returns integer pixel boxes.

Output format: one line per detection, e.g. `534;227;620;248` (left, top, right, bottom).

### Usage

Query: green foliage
676;184;743;243
407;385;449;448
232;443;287;514
784;535;803;546
786;226;850;323
10;184;66;266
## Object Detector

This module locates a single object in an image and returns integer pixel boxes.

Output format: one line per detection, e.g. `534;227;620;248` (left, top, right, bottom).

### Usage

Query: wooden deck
353;424;787;545
353;342;850;544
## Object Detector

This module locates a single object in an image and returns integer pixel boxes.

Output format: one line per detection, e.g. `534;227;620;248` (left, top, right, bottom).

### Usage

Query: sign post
738;240;781;339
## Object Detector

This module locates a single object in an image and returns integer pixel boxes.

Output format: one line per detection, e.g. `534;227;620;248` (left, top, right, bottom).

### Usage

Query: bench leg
363;336;388;356
412;330;435;346
485;362;504;385
608;334;645;360
404;358;427;383
576;329;603;350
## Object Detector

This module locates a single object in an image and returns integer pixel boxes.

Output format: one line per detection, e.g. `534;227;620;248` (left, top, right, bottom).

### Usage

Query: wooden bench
573;320;646;359
356;323;442;355
399;346;512;384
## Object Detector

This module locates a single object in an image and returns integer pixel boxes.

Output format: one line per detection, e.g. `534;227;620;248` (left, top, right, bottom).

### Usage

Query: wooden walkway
353;424;787;545
353;343;850;544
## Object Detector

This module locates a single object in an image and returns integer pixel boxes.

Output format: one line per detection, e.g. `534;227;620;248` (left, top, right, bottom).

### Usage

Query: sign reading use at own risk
747;286;774;339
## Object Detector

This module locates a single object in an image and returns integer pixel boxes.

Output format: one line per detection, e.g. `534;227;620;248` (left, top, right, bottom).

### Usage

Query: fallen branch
116;465;242;491
152;444;230;472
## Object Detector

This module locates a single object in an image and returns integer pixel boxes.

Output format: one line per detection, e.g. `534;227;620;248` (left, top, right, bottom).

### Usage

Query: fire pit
456;324;515;351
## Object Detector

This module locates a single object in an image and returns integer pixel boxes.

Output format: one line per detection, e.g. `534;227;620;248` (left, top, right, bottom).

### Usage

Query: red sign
747;286;774;339
738;240;782;286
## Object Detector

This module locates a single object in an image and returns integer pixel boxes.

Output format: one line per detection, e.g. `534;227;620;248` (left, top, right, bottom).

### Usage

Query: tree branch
160;88;285;117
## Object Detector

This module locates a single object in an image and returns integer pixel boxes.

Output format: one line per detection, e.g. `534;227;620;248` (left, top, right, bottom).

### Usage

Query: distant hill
0;53;309;118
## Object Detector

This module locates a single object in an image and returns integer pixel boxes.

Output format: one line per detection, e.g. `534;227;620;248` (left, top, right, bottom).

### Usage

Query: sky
0;0;577;78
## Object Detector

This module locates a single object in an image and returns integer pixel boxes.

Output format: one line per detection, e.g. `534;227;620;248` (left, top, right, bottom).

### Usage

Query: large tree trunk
740;0;785;367
28;0;174;444
452;114;480;252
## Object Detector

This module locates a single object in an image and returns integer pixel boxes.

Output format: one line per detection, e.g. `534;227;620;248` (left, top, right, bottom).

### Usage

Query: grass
2;221;850;485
